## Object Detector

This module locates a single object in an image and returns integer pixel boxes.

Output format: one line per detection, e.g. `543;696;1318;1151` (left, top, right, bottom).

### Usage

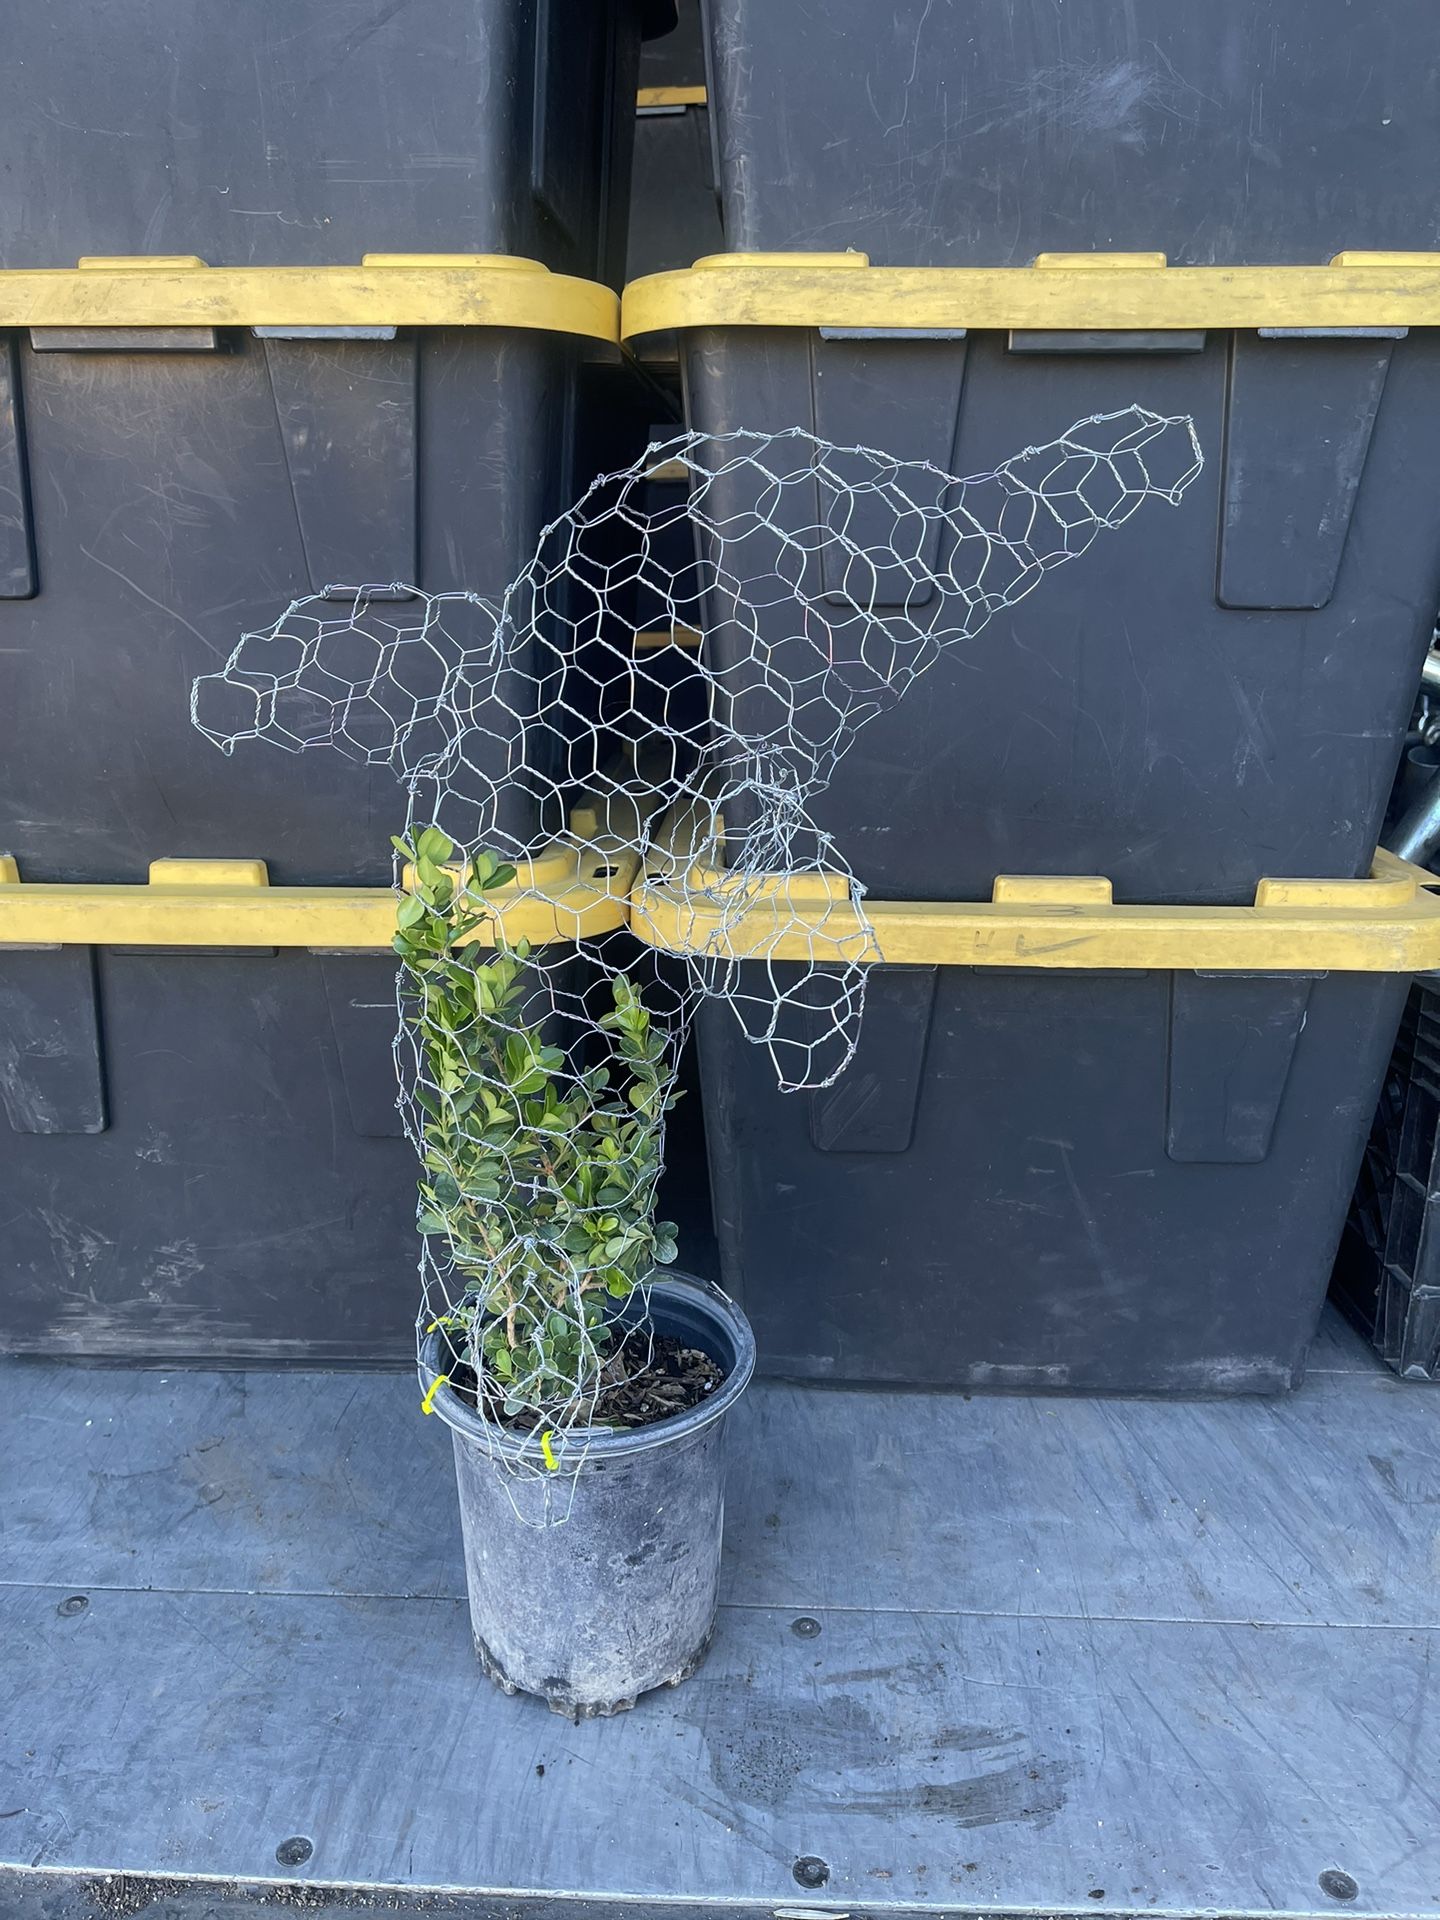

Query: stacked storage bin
620;0;1440;1392
0;0;665;284
0;0;669;1364
629;0;723;288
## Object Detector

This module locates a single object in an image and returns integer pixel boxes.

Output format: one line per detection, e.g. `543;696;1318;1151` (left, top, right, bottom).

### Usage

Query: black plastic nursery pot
420;1273;755;1718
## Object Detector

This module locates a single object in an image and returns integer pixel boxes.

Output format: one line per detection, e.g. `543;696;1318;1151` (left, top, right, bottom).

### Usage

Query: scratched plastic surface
0;0;655;279
677;324;1440;904
697;0;1440;267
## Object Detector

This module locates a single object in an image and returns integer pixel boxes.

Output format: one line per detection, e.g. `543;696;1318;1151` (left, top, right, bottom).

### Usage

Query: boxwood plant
392;827;679;1430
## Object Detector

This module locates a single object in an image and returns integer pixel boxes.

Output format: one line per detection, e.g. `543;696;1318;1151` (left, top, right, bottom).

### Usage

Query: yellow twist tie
540;1429;560;1472
420;1373;449;1416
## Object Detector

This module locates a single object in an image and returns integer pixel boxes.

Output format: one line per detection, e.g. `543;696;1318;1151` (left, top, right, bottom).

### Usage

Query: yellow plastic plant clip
540;1430;560;1473
420;1374;450;1416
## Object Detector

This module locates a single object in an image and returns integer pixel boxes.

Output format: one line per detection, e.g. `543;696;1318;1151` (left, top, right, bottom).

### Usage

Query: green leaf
394;858;683;1416
416;826;453;865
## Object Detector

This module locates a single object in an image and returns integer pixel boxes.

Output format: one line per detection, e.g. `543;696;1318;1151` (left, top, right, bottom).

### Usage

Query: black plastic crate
1334;978;1440;1380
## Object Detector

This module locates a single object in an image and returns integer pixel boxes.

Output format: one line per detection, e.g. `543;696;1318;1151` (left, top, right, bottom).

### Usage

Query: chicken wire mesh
192;404;1202;1498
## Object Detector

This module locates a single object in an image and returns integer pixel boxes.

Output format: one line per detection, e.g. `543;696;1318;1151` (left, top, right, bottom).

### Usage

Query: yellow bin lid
622;249;1440;341
631;820;1440;974
0;254;619;343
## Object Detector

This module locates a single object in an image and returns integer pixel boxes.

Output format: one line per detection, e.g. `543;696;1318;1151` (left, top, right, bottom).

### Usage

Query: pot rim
417;1270;756;1466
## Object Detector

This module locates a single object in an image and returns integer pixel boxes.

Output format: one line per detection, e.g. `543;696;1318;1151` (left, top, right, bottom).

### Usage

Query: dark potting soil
450;1328;724;1433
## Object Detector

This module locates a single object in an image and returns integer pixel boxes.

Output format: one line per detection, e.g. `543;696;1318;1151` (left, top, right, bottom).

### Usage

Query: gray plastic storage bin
0;840;616;1364
1;258;619;884
0;947;416;1365
0;0;674;286
697;0;1440;267
625;255;1440;904
628;103;724;285
629;0;723;286
634;852;1440;1393
700;965;1406;1392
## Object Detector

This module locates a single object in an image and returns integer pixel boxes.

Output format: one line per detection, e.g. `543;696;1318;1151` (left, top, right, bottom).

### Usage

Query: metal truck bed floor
3;1309;1437;1920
